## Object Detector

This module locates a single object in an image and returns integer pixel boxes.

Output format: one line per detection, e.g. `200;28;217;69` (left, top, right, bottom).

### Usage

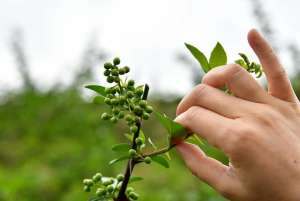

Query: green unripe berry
139;100;147;108
96;188;106;196
113;57;120;65
123;66;130;73
127;85;135;91
110;87;117;94
83;179;94;186
129;149;137;157
126;91;134;98
111;98;119;105
101;113;110;120
119;96;126;104
130;97;138;103
104;69;110;76
127;121;134;126
129;192;139;200
133;106;143;116
102;179;113;186
104;62;113;69
135;88;144;97
142;112;150;120
117;174;124;182
135;138;143;146
118;111;125;119
92;173;102;182
130;125;138;133
126;187;134;194
128;79;135;86
117;182;122;190
83;185;91;192
104;98;111;105
111;69;119;76
112;108;120;115
107;76;114;83
107;94;114;99
118;68;125;75
113;76;120;82
145;105;153;113
110;116;118;123
125;114;134;122
107;185;114;193
144;156;151;164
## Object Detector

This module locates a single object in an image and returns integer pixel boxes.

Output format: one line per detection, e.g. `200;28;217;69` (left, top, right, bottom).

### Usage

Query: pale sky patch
0;0;299;95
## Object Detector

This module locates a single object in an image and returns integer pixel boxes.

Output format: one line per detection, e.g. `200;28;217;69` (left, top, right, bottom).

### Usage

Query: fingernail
174;113;184;123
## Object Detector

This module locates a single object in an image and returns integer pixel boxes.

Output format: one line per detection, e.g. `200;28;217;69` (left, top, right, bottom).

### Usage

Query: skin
175;29;300;201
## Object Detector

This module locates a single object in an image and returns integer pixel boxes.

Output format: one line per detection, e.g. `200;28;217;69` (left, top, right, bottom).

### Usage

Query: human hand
175;29;300;201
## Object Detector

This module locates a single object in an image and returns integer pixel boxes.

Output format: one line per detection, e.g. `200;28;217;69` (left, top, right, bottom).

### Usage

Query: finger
176;142;235;194
175;106;233;150
248;29;297;102
176;83;253;118
202;64;270;103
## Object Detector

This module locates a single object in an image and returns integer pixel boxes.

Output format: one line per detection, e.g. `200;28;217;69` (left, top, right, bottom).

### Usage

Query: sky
0;0;300;95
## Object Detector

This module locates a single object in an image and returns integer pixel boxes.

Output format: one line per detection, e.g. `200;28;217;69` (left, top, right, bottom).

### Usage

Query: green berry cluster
235;53;262;78
100;57;153;129
126;187;139;200
85;57;155;200
83;173;139;200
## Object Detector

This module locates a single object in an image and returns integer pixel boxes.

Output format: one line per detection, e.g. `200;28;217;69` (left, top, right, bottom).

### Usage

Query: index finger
248;29;297;102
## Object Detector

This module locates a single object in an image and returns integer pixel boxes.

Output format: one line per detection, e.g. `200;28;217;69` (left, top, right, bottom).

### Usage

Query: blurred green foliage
1;70;300;201
0;86;228;201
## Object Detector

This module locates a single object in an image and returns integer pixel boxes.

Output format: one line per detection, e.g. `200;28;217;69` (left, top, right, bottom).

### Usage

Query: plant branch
143;144;175;158
116;84;149;201
142;134;191;158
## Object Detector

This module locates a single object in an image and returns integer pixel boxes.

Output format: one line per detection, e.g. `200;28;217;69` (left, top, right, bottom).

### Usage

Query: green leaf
154;111;172;133
124;133;133;142
139;130;146;143
187;134;205;146
111;143;130;153
109;156;130;166
165;152;171;160
129;176;144;183
154;111;188;141
151;155;170;168
209;42;227;68
185;43;210;73
148;137;157;150
85;85;106;97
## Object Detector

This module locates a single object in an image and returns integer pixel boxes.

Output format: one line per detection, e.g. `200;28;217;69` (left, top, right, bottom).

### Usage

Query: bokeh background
1;0;300;201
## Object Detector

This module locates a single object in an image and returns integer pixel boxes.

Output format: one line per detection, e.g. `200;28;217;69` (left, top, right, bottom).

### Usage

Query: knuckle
201;74;210;84
254;105;280;127
225;125;255;155
194;83;209;97
218;127;235;148
184;106;200;122
271;68;287;80
229;63;243;72
229;64;246;79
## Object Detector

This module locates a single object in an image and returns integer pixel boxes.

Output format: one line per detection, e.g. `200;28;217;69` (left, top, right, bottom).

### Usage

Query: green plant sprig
84;57;186;201
84;42;263;201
